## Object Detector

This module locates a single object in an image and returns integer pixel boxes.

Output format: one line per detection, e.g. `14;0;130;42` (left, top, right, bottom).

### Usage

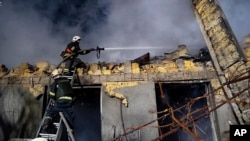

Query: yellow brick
166;67;179;73
184;60;199;71
102;69;111;75
132;63;140;74
162;60;178;68
157;67;167;73
87;70;93;75
132;69;140;74
93;70;101;75
132;63;139;68
89;64;99;72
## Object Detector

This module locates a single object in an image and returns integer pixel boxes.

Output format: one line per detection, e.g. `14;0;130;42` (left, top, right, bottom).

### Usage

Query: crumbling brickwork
193;0;250;125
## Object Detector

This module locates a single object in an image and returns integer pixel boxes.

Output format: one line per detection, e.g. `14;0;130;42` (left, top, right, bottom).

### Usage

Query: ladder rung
53;122;60;127
61;76;73;79
39;133;57;139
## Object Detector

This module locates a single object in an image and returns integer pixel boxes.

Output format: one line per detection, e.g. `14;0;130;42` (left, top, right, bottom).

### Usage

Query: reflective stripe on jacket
50;77;73;101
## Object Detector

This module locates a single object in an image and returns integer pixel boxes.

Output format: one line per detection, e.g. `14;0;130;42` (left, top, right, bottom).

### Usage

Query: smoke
0;0;249;69
86;0;205;63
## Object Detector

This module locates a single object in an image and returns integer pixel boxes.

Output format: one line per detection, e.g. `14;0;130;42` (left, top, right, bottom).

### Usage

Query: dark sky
0;0;249;69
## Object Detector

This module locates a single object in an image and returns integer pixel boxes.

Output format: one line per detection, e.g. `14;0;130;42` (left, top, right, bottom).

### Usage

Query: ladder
35;67;81;140
35;99;63;141
35;100;75;141
61;67;82;88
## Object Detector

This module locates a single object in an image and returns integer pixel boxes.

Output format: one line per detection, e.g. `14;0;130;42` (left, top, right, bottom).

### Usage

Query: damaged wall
193;0;250;140
0;45;218;140
0;86;43;141
1;37;250;140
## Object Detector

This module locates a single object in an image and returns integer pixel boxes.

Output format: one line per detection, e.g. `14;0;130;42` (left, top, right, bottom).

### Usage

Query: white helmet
72;35;81;42
51;68;62;77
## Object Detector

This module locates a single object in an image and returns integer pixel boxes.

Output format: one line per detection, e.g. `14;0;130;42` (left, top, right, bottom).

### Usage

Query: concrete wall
0;86;43;141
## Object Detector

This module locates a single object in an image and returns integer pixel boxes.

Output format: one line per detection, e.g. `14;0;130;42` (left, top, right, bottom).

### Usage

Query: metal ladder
35;99;75;141
61;68;81;87
35;99;63;141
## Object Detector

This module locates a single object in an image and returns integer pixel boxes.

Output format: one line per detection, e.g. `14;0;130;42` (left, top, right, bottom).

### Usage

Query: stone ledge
0;70;217;85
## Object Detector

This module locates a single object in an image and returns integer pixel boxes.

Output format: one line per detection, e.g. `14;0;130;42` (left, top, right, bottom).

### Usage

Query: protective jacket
63;41;91;58
49;77;73;101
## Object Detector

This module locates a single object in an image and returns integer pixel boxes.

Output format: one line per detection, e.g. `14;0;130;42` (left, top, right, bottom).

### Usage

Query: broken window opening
155;82;217;141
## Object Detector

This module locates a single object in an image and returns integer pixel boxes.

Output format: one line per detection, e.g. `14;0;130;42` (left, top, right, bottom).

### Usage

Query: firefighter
41;68;74;133
61;35;94;75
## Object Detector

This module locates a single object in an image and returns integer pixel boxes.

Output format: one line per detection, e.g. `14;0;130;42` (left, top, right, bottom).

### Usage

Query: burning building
1;0;250;141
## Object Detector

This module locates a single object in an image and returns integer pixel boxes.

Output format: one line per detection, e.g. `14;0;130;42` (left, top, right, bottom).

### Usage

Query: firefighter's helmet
72;36;81;42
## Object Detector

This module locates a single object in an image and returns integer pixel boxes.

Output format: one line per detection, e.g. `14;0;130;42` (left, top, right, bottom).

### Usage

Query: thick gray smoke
0;0;249;69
